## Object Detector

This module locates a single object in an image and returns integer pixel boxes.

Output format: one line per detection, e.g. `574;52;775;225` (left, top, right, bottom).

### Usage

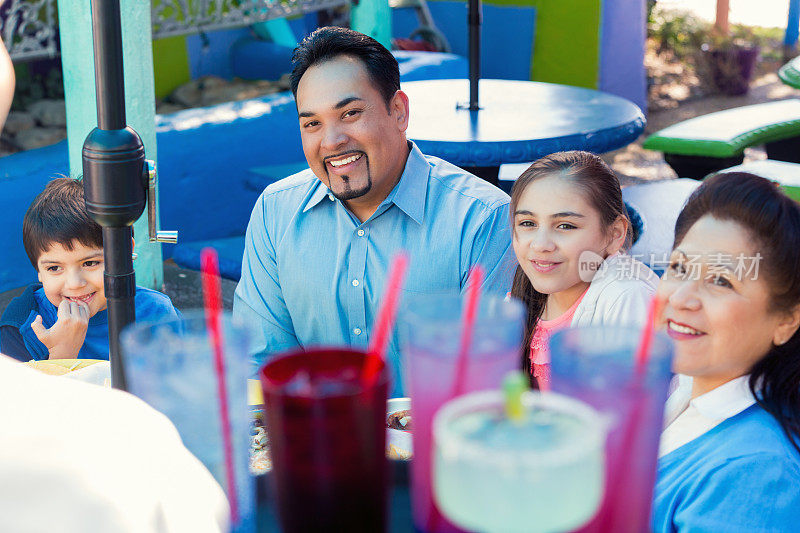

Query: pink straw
451;265;485;396
362;253;410;385
427;265;486;532
635;296;663;376
597;295;662;530
201;248;239;525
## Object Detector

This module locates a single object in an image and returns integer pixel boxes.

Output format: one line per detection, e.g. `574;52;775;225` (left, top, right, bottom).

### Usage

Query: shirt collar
690;375;756;420
390;141;428;225
663;374;756;425
302;177;335;213
300;142;430;224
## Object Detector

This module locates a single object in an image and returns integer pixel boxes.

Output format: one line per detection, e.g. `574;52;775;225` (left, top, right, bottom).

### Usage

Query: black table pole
82;0;148;390
468;0;482;110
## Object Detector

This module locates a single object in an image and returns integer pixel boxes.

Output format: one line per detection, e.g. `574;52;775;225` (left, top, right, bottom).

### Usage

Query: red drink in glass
259;348;390;533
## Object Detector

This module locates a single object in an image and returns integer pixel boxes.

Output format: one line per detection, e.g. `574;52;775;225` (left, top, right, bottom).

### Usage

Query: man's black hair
290;26;400;108
22;177;103;269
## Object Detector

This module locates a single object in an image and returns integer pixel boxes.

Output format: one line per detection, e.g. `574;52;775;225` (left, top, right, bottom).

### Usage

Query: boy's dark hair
289;26;400;108
23;177;103;269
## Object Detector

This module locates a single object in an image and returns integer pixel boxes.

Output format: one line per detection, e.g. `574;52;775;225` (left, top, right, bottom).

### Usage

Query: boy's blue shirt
18;285;179;361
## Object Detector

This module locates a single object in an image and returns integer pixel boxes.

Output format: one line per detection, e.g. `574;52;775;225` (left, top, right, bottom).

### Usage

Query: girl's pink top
530;289;588;388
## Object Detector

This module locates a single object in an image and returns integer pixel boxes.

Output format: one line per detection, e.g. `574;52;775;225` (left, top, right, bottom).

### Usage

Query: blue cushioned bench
622;179;702;275
643;99;800;179
170;161;310;281
172;236;246;281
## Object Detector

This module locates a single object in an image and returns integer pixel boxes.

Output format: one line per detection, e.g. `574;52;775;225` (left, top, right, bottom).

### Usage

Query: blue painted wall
0;142;71;291
392;1;537;81
599;0;647;112
186;28;252;80
185;15;318;81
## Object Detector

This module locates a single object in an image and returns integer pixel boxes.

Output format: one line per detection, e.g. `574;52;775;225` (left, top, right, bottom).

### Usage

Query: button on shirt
233;142;515;396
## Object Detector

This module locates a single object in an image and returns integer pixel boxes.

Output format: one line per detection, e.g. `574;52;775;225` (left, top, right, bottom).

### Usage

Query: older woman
652;172;800;531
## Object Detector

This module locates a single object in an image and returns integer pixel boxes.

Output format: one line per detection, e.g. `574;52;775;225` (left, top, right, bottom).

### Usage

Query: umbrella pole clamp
145;160;178;244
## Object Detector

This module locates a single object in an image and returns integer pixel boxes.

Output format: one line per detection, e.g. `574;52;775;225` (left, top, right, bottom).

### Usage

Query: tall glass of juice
433;390;610;533
549;326;673;533
402;293;524;532
259;348;390;532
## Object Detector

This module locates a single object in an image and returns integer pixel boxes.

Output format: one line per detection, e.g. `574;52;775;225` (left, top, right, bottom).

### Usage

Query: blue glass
122;311;255;532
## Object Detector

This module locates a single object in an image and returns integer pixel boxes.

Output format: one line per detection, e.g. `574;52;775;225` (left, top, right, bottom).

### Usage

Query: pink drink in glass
402;293;524;533
259;348;390;533
549;327;673;533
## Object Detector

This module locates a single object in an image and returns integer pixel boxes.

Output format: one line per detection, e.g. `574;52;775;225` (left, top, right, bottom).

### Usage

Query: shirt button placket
348;226;368;345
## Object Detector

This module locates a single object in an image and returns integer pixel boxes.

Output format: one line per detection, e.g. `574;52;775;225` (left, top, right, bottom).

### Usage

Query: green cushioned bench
779;56;800;90
643;99;800;179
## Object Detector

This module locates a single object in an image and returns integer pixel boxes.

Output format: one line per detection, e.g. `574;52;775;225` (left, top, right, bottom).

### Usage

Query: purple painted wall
599;0;647;113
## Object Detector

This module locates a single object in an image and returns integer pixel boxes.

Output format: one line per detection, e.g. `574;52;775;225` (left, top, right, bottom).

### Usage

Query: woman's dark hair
674;171;800;451
290;26;400;109
509;151;632;383
23;177;103;269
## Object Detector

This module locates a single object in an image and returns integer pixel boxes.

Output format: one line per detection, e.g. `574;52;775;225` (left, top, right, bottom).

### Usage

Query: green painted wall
152;36;191;99
454;0;602;88
352;0;392;49
58;0;164;289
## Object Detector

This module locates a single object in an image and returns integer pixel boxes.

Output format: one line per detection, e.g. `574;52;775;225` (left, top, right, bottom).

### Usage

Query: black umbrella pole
468;0;482;110
91;0;125;129
82;0;148;390
103;227;135;390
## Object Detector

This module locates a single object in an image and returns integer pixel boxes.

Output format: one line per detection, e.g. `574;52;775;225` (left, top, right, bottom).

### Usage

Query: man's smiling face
296;55;410;215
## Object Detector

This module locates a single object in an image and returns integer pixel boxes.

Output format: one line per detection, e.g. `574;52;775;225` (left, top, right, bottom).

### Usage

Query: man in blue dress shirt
233;27;515;395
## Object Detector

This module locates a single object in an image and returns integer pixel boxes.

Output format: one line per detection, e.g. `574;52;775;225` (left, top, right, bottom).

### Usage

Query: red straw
635;296;663;376
201;248;239;525
362;253;410;384
451;265;485;396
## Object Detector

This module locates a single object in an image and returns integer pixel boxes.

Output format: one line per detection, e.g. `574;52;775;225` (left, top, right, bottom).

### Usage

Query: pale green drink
433;390;608;533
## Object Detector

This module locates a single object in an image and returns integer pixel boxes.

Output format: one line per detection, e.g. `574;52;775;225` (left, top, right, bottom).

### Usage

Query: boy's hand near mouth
30;300;90;359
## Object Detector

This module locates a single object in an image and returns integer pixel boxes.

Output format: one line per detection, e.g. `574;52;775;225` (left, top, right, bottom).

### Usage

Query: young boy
0;177;179;361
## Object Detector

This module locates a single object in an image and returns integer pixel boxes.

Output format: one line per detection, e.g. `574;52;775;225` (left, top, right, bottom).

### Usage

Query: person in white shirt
0;354;230;532
652;172;800;532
